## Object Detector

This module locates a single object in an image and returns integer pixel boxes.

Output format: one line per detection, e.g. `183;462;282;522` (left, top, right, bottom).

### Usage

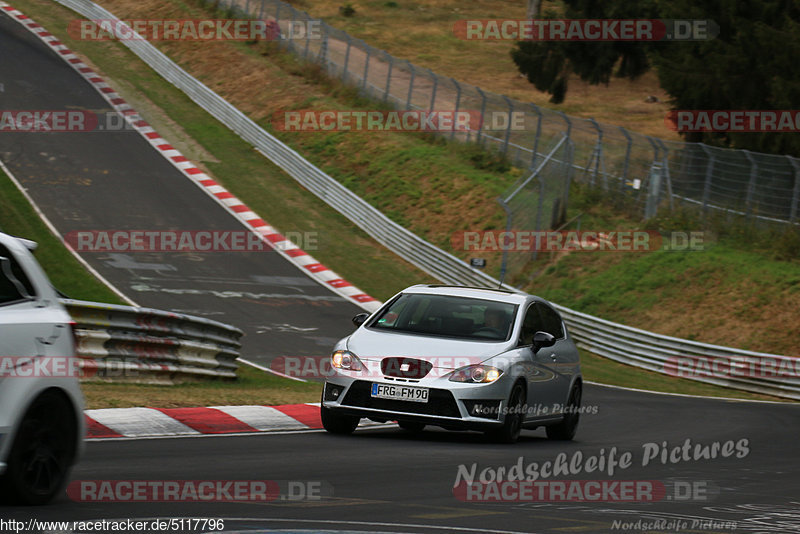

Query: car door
518;302;564;418
0;242;63;362
534;302;577;409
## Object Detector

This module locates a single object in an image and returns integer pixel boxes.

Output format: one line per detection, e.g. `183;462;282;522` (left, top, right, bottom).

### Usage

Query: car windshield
370;293;517;341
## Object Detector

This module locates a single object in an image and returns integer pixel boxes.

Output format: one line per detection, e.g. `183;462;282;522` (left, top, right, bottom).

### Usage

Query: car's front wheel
320;405;359;435
487;382;526;444
0;390;77;505
546;383;581;441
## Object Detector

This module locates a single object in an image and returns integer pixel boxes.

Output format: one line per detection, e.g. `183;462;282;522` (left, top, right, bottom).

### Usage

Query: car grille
341;380;461;418
380;357;433;379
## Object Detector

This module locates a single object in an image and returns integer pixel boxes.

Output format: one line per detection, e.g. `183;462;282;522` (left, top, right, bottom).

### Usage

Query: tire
546;384;581;441
320;405;359;435
0;390;77;505
397;421;425;432
487;382;526;444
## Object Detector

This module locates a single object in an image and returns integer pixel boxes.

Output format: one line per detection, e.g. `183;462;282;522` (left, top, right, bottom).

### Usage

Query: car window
520;304;543;345
371;293;517;341
537;303;565;339
0;244;37;305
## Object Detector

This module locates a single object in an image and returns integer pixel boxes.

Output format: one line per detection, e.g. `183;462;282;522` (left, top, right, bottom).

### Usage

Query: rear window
370;293;517;341
0;243;37;305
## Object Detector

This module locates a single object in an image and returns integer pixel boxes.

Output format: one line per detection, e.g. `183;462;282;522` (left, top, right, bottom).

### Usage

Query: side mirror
532;331;556;353
352;313;369;327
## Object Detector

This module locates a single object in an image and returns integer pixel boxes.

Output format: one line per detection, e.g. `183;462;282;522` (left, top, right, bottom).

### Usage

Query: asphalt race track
1;7;799;534
2;386;800;532
0;11;365;365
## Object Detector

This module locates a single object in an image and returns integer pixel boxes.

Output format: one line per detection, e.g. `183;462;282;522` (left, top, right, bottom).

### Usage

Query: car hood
346;327;512;368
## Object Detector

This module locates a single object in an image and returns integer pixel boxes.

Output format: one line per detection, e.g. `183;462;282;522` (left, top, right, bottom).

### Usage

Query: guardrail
52;0;798;401
63;299;243;384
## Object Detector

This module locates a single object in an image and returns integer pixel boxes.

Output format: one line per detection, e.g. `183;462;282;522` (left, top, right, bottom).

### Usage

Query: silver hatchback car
321;285;582;443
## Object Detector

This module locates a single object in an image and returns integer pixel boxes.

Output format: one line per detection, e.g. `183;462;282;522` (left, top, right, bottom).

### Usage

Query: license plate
371;383;429;403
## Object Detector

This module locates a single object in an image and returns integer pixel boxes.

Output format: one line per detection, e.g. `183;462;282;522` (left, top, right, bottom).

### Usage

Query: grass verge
81;363;322;408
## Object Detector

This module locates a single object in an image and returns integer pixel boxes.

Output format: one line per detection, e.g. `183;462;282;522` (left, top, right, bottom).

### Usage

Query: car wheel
0;391;77;505
546;384;581;441
320;405;359;435
397;421;425;432
488;382;526;444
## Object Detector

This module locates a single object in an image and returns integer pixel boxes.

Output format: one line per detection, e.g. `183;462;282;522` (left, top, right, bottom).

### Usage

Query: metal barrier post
452;78;462;141
362;44;371;91
429;69;438;110
383;53;393;103
405;61;415;110
476;87;486;145
619;126;632;193
502;96;514;156
699;144;715;216
789;156;800;222
342;34;352;82
529;104;542;169
743;150;757;219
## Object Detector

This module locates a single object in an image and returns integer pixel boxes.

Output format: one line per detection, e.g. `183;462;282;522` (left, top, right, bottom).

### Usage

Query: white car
321;285;582;443
0;232;85;504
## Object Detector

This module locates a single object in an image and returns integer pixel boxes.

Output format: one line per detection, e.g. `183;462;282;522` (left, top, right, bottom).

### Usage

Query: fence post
529;104;542;169
656;139;674;210
342;34;352;83
588;118;603;188
619;126;632;193
743;150;757;219
497;198;512;285
362;44;371;92
501;96;514;156
644;162;663;220
318;23;329;69
286;6;298;53
451;78;462;141
245;0;251;15
383;53;393;103
476;87;487;146
258;0;265;19
405;62;416;110
275;3;283;48
302;12;311;59
699;144;715;216
789;156;800;222
429;69;438;111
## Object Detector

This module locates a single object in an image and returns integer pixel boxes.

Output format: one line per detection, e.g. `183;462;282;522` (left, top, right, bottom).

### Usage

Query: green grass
579;350;788;402
80;362;321;408
0;167;125;304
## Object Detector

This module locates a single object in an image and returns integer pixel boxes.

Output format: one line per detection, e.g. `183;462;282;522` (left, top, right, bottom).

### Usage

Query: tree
511;0;658;103
511;0;800;155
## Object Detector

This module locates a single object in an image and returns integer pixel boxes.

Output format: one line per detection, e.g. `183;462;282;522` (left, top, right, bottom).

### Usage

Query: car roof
401;284;533;305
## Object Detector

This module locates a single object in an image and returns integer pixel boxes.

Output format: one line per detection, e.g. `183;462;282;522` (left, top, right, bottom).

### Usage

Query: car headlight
449;364;503;383
331;350;364;371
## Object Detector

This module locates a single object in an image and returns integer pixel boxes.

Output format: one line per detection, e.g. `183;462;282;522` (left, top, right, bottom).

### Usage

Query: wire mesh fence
212;0;800;229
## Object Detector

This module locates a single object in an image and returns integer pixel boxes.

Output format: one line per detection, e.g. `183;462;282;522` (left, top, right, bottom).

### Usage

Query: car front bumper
322;372;515;431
